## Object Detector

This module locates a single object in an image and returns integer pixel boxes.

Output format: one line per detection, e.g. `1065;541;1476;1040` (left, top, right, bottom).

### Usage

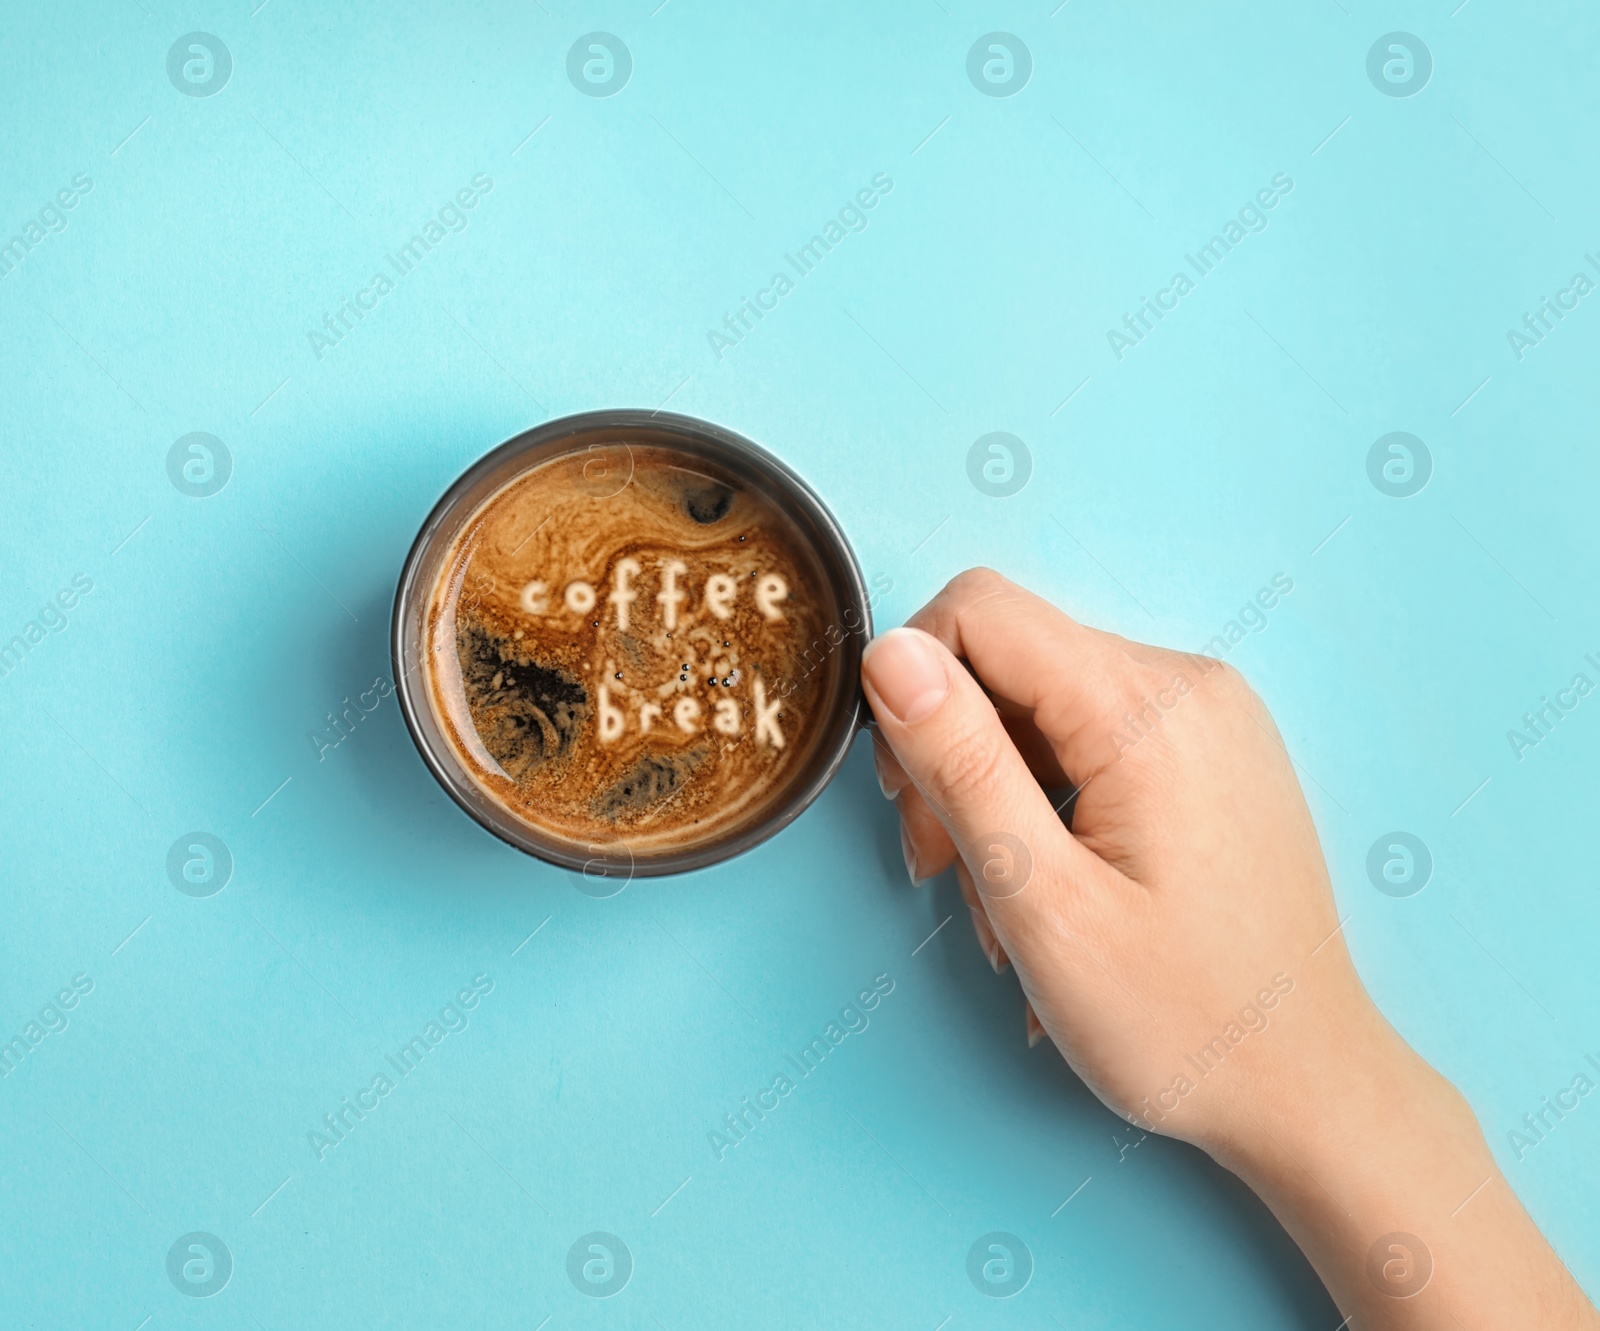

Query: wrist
1194;1006;1597;1324
1202;1005;1500;1286
1209;998;1477;1188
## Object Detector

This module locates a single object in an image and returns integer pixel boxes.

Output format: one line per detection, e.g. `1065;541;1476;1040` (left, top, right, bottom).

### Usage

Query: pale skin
860;569;1599;1329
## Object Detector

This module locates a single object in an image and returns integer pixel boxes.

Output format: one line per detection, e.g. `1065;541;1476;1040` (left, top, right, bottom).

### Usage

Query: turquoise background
3;2;1598;1325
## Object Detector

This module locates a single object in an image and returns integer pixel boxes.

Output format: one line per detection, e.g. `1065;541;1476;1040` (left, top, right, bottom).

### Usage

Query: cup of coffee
392;410;873;877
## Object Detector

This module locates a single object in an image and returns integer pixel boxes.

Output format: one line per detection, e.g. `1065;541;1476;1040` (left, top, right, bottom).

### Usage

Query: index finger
906;568;1165;786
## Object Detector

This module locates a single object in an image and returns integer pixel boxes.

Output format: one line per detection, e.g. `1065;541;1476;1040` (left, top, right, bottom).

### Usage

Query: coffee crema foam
424;444;844;855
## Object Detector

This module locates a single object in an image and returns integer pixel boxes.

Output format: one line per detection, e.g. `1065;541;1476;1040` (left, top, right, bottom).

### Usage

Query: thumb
860;627;1104;925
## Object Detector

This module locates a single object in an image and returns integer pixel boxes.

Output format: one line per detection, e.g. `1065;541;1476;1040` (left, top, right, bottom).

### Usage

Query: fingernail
863;629;949;726
969;908;1002;974
1025;1003;1045;1048
901;822;922;886
873;746;908;800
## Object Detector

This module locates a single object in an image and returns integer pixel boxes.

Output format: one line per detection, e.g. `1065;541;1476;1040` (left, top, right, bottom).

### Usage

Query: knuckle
1197;656;1259;707
929;721;1007;808
945;566;1008;603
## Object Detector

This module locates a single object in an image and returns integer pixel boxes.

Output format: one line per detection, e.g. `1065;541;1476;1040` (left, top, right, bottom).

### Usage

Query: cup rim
390;409;872;878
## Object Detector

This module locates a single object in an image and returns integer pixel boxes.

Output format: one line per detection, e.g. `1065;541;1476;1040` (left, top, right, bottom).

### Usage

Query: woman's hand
861;568;1597;1329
